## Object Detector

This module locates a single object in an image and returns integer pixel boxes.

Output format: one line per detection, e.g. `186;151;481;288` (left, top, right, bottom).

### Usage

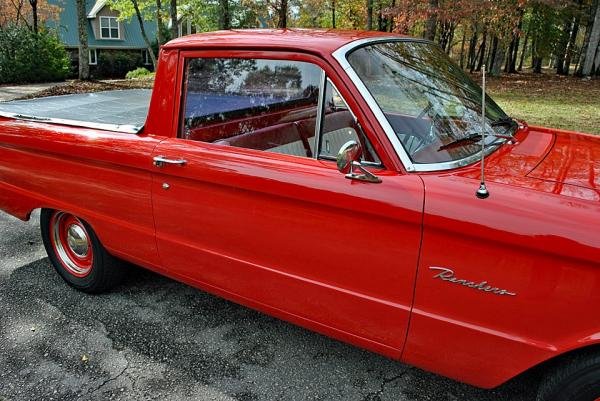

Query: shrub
0;25;70;84
125;67;153;79
97;50;142;79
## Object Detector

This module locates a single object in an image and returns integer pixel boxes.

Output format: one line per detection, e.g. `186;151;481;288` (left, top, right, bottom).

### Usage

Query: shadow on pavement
0;258;538;401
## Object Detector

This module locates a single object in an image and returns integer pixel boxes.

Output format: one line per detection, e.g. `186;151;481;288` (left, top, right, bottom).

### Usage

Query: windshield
347;40;514;165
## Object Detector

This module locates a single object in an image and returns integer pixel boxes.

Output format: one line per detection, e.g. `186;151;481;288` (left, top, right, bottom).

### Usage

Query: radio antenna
476;65;489;199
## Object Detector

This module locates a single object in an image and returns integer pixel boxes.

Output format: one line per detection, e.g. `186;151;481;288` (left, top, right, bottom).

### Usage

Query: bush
0;25;70;84
97;50;142;79
125;67;153;79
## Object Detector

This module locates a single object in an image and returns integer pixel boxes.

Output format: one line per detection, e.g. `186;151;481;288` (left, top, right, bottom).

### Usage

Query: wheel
40;209;123;293
537;350;600;401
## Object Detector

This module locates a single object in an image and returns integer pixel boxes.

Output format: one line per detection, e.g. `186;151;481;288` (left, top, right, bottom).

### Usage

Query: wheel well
517;343;600;383
25;207;42;221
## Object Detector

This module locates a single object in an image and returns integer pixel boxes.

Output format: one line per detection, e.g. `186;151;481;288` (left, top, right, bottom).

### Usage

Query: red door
151;140;423;354
150;50;424;356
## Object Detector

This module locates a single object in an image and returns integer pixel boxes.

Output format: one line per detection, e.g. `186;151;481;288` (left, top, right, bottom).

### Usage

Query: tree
170;0;177;39
278;0;288;27
155;0;164;45
331;0;336;28
424;0;437;40
108;0;157;68
28;0;37;33
131;0;157;67
76;0;89;80
581;0;600;76
366;0;373;29
0;0;59;28
219;0;230;29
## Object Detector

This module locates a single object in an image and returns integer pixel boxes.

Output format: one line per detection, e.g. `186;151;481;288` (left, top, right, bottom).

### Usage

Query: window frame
173;49;393;169
88;49;97;65
99;16;120;40
315;77;382;167
142;49;151;65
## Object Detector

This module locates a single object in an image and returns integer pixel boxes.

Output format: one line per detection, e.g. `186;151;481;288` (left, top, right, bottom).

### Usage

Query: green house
47;0;157;75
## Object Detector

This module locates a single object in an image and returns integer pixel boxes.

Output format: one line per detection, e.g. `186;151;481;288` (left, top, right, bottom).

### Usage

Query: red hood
526;127;600;191
456;125;600;202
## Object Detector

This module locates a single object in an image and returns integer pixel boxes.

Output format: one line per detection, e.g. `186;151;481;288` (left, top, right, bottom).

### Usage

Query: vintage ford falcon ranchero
0;29;598;400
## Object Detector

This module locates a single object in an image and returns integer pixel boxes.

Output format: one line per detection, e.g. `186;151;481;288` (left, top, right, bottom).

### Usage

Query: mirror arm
346;161;382;183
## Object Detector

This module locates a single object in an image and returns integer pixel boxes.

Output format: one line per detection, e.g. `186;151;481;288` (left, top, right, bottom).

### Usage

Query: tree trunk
507;14;522;73
331;0;336;28
576;1;595;75
532;56;543;73
377;0;383;31
388;0;395;32
29;0;37;33
563;19;581;75
15;0;24;25
474;29;487;72
594;42;600;75
490;42;505;77
459;26;467;68
424;0;438;40
556;20;572;75
488;35;498;71
156;0;164;45
582;0;600;76
518;29;529;71
366;0;373;30
132;0;157;69
76;0;89;80
219;0;230;29
504;37;514;73
467;25;478;70
170;0;177;40
446;23;455;54
278;0;288;28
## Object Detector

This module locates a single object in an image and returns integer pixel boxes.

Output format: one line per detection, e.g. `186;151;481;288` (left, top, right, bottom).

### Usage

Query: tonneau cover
0;89;151;134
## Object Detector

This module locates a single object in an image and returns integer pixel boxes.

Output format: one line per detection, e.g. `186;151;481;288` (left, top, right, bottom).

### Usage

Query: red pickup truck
0;29;598;400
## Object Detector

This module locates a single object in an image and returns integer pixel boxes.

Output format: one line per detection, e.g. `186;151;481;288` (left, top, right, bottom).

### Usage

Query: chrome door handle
153;156;187;167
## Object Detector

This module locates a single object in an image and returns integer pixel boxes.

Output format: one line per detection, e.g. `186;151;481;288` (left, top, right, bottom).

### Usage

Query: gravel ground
0;210;538;401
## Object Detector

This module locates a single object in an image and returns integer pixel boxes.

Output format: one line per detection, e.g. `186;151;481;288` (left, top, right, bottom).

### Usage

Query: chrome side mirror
336;141;382;183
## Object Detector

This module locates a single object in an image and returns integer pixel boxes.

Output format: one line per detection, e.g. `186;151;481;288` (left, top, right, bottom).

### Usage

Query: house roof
87;0;107;18
46;0;157;49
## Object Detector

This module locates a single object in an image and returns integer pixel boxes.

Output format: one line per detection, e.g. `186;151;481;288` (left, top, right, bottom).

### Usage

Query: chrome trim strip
313;70;327;159
0;111;142;134
331;37;502;173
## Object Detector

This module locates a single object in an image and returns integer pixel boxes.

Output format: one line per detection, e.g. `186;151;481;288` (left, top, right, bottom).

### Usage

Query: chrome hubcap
67;224;89;257
51;212;93;277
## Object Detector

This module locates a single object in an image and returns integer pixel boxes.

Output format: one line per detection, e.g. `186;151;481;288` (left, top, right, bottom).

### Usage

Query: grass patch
482;71;600;135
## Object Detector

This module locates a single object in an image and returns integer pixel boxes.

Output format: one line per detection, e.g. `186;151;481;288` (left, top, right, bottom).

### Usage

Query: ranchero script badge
429;267;517;296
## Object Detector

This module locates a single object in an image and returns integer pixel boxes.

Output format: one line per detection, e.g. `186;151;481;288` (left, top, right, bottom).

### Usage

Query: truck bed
0;89;151;134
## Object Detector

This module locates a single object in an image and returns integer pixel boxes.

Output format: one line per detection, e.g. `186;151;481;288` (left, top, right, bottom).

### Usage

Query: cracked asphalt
0;210;538;400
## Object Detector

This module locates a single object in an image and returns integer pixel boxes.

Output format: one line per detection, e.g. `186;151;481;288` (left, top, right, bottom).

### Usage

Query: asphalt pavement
0;210;538;401
0;83;66;102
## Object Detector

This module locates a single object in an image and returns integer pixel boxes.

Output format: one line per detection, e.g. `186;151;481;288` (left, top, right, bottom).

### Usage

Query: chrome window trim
331;37;502;173
313;70;327;159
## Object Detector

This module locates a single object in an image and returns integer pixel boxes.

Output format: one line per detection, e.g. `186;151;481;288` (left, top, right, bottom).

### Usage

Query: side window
318;79;381;164
180;57;322;158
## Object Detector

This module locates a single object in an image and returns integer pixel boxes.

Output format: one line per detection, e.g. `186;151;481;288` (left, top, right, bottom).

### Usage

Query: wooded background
1;0;600;78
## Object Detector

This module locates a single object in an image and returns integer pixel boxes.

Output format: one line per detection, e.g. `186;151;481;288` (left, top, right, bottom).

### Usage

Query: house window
142;49;151;65
100;16;119;39
89;49;97;65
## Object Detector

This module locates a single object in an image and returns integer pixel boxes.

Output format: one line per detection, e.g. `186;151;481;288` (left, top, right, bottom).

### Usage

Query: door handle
153;156;187;167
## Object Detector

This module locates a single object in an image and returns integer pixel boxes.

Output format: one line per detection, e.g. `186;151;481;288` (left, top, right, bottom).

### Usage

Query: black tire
537;350;600;401
40;209;123;293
